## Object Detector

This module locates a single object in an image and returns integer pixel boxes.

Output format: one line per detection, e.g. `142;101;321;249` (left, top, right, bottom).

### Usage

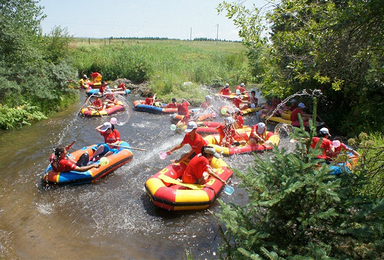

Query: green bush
217;120;384;259
0;103;47;130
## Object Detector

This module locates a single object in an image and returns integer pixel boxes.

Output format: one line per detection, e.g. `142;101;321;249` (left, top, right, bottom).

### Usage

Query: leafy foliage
217;124;384;259
0;0;77;129
219;0;384;136
352;132;384;199
0;103;47;129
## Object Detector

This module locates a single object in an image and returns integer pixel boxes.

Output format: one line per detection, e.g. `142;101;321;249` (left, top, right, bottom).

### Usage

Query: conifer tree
217;99;384;259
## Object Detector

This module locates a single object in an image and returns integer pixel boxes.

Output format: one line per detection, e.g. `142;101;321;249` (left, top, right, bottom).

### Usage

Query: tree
0;0;46;64
219;0;384;136
0;0;77;129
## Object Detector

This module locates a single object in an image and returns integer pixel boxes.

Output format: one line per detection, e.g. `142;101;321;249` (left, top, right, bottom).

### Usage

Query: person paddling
50;142;100;172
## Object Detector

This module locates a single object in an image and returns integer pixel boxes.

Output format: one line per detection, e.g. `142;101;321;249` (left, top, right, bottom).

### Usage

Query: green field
70;38;250;103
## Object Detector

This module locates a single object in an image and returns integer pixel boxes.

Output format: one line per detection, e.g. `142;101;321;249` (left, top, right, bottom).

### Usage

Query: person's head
224;84;229;88
319;127;331;138
83;74;88;79
297;102;305;109
291;99;296;104
172;97;176;103
100;122;113;132
205;95;211;101
101;81;107;86
256;122;266;134
224;116;235;126
251;90;256;96
54;145;66;158
240;83;245;87
147;92;153;98
201;146;220;160
185;121;198;133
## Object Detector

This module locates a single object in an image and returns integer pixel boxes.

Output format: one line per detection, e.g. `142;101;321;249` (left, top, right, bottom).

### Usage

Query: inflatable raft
220;105;261;116
203;131;280;156
133;100;179;114
215;92;250;100
171;109;213;124
80;101;125;117
86;88;130;96
176;121;252;135
43;141;133;186
329;146;359;175
145;157;233;211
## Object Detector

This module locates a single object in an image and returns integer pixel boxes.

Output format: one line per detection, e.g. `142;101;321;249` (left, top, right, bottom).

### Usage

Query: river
0;91;285;260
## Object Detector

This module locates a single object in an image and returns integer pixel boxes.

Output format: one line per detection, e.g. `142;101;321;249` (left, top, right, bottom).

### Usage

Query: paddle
113;144;146;151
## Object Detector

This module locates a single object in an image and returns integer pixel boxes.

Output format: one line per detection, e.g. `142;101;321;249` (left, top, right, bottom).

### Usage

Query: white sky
38;0;267;40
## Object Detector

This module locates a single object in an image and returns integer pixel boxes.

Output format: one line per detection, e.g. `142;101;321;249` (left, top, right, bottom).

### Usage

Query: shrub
217;116;384;259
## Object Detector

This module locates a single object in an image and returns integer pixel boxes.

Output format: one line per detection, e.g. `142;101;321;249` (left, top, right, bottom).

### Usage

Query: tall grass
70;39;251;103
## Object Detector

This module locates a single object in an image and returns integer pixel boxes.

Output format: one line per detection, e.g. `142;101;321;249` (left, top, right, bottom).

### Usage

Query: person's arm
252;130;266;143
207;167;227;185
75;163;100;172
167;143;185;155
65;141;76;151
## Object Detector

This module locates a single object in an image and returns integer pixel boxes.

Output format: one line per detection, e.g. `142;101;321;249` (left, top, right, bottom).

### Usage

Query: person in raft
200;95;212;111
177;98;190;115
219;83;231;95
50;141;100;172
89;122;121;161
233;108;244;128
164;97;179;108
248;90;258;108
144;92;162;106
248;122;267;145
104;89;118;108
88;95;104;111
217;117;246;147
182;146;228;185
290;102;312;127
166;121;207;163
327;138;360;159
310;127;335;163
79;74;89;89
232;91;249;110
236;83;248;94
98;81;108;95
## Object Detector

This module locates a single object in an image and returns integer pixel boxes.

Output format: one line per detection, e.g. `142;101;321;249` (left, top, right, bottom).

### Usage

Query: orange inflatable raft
145;157;233;211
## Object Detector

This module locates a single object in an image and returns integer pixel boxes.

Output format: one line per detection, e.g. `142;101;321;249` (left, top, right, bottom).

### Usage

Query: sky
38;0;266;41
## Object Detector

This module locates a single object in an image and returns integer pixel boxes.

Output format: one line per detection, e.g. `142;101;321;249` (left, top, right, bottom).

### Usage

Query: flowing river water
0;91;291;259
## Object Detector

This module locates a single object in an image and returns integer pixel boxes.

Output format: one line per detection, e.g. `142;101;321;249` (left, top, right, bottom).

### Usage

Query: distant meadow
70;38;251;103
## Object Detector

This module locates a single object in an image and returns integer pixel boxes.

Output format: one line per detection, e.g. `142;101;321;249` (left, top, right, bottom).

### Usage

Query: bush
217;119;384;259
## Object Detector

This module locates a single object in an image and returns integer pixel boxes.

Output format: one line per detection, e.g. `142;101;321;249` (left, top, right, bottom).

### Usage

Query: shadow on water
0;90;293;260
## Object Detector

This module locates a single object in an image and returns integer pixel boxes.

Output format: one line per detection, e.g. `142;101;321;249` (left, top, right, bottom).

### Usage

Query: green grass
70;38;250;104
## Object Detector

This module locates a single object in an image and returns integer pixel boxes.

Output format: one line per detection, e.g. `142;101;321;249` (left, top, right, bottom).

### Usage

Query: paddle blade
224;185;234;195
99;157;109;166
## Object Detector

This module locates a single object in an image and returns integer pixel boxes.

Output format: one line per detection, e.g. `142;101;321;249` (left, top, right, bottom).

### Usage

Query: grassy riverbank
70;38;250;103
